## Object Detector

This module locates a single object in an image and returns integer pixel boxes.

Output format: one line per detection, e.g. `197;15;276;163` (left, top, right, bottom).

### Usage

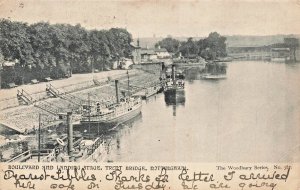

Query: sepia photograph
0;0;299;165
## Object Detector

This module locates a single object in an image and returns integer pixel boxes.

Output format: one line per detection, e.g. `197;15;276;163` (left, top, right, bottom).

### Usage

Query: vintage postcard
0;0;299;189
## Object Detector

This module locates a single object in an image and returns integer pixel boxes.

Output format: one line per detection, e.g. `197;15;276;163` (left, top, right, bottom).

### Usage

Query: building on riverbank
131;40;171;64
155;46;171;59
227;37;300;62
271;48;291;62
227;46;272;60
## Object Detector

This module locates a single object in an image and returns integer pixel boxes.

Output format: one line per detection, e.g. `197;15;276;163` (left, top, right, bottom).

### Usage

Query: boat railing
79;137;104;161
6;149;54;162
6;150;31;162
89;137;102;154
41;149;56;162
82;137;111;162
39;137;83;162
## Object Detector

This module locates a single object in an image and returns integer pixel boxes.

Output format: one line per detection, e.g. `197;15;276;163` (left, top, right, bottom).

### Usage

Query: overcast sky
0;0;300;38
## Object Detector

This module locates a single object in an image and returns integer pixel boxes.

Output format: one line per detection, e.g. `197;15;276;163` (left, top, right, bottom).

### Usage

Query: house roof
8;83;17;88
2;61;15;67
140;49;156;55
130;42;141;49
45;77;53;82
155;48;168;52
31;79;39;84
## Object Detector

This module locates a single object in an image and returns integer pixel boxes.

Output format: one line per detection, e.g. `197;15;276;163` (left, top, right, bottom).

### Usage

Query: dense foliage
155;37;180;53
0;19;132;85
155;32;227;60
284;38;299;61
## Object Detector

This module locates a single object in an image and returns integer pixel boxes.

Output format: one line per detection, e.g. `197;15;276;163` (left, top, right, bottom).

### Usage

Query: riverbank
0;68;161;136
0;70;133;110
0;68;162;161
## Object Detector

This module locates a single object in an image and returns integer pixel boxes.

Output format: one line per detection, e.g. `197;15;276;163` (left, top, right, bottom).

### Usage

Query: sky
0;0;300;38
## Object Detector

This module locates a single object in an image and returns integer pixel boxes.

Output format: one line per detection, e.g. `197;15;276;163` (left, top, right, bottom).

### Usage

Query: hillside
225;34;300;47
135;34;300;48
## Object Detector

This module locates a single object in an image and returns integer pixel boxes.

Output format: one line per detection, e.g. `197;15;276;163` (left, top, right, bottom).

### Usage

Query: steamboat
163;64;185;102
80;80;142;126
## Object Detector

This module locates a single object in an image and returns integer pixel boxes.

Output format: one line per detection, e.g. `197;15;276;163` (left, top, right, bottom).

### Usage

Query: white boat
80;79;142;126
81;96;142;125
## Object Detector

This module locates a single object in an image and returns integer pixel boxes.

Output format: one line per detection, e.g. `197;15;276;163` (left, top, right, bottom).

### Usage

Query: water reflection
101;61;300;162
164;91;185;116
184;68;204;81
103;113;143;162
2;61;300;162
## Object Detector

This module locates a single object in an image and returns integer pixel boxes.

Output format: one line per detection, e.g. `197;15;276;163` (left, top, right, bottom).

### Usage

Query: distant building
2;60;16;67
130;40;171;64
227;46;272;61
130;42;142;64
155;46;171;59
271;48;290;62
113;58;134;69
140;49;158;62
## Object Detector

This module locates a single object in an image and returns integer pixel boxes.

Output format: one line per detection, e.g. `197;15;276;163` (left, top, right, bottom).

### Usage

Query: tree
65;24;90;74
284;38;299;61
89;30;110;71
205;32;227;58
0;19;134;86
27;22;54;80
179;37;199;57
155;37;180;53
0;19;35;84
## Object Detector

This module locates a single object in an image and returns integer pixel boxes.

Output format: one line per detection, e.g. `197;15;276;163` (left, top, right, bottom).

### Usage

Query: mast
38;113;41;162
115;80;119;103
88;93;91;139
127;70;130;96
67;112;73;160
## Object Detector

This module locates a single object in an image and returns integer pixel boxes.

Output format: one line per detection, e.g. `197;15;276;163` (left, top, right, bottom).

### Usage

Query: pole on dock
0;67;2;90
88;93;91;139
115;80;119;103
67;112;73;161
38;113;41;162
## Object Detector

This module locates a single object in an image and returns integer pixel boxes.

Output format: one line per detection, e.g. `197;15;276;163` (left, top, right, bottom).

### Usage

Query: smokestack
115;80;119;103
172;65;176;85
67;112;73;160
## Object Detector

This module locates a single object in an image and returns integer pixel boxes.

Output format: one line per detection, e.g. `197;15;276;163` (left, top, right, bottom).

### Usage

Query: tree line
155;32;227;60
0;19;133;86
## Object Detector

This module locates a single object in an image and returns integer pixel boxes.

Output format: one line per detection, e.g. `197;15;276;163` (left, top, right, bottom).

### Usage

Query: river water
102;61;300;162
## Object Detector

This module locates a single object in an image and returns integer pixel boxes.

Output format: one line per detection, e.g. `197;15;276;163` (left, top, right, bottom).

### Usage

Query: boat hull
80;105;142;126
164;89;185;105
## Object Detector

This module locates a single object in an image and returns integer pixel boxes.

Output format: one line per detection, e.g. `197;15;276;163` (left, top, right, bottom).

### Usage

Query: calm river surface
102;61;300;162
